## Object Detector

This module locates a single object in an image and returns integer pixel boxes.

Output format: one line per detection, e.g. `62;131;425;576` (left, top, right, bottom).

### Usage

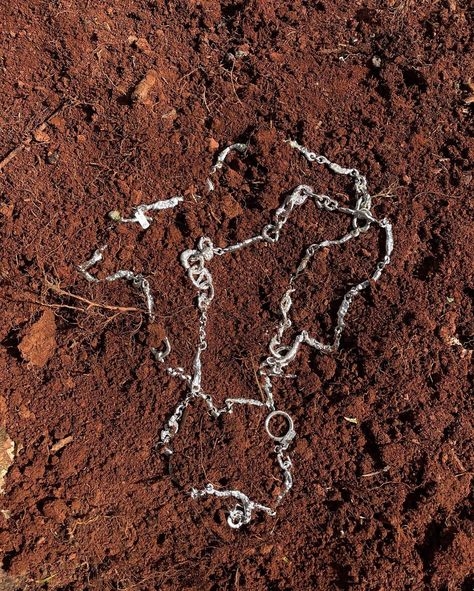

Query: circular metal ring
227;508;245;529
261;224;279;243
265;411;295;443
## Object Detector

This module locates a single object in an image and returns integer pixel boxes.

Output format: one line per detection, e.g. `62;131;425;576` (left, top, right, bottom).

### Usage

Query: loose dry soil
0;1;473;590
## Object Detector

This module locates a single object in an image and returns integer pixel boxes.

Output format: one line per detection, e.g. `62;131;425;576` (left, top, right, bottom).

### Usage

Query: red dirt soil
0;1;473;590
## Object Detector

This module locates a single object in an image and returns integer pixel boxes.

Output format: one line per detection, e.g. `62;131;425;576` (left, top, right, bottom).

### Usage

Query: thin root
45;281;143;314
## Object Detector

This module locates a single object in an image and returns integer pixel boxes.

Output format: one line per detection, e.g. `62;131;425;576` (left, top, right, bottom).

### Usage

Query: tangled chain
159;140;393;528
78;139;393;529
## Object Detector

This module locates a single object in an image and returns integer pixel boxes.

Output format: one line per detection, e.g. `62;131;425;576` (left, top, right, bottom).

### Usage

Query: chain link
78;248;156;320
120;196;183;229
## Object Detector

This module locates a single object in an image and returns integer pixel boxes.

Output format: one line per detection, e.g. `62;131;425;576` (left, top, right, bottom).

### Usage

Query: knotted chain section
159;140;394;529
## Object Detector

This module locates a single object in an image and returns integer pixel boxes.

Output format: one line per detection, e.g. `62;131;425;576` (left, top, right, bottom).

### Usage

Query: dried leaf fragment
0;427;15;495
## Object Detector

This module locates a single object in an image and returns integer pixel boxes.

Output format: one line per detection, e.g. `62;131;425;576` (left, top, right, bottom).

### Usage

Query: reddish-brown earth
0;1;473;590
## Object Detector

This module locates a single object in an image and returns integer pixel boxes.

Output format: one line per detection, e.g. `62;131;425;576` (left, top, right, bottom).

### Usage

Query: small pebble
208;137;219;151
47;150;60;164
131;70;158;105
108;210;122;221
372;56;382;68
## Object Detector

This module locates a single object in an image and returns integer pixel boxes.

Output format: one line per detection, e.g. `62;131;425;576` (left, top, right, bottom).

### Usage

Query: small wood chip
50;436;74;454
135;38;153;55
33;129;50;143
0;427;15;495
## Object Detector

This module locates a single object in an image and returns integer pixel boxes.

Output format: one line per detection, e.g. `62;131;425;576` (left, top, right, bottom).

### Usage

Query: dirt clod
32;129;50;143
41;498;68;523
221;193;243;218
18;310;56;367
131;70;159;105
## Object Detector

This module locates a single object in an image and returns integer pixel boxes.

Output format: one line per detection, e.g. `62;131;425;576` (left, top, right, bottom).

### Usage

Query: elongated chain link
160;140;393;528
78;246;155;320
119;196;183;229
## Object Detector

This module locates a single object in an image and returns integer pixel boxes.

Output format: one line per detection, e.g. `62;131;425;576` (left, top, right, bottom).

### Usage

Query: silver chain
77;139;393;530
77;196;183;319
160;140;393;528
78;245;156;320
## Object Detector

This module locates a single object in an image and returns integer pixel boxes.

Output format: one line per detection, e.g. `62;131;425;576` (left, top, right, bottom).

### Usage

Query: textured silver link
77;245;107;283
265;411;295;444
160;139;394;528
190;484;275;528
120;196;183;229
207;143;248;191
151;337;171;363
78;251;155;319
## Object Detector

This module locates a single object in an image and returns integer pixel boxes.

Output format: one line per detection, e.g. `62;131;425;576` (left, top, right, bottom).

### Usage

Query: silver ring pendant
265;410;295;443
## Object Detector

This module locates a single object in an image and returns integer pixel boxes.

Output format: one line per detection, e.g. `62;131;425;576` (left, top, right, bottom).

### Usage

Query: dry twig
0;102;69;172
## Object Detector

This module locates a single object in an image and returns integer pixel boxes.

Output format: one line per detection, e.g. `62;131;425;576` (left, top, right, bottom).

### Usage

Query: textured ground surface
0;1;473;590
